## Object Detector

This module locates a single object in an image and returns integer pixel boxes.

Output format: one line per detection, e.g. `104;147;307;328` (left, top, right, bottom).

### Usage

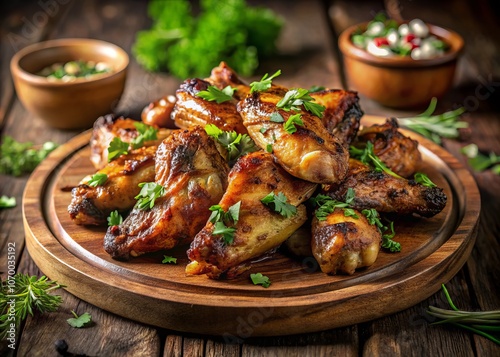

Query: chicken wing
322;159;447;217
354;118;422;177
186;151;318;279
312;208;381;275
68;145;157;226
171;78;248;134
238;86;349;184
310;89;363;146
90;114;171;170
104;126;229;260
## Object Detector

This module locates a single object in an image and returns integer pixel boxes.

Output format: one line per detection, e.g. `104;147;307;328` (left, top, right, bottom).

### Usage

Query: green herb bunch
133;0;283;79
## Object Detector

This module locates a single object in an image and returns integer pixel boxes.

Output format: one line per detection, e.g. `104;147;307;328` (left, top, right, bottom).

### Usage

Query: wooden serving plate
23;116;480;337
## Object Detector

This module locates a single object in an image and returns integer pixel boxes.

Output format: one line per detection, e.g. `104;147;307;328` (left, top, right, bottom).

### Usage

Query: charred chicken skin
90;114;171;170
310;89;364;146
104;126;229;260
354;118;422;177
238;86;349;184
312;208;381;275
186;151;318;279
171;78;248;134
68;145;157;226
322;159;447;218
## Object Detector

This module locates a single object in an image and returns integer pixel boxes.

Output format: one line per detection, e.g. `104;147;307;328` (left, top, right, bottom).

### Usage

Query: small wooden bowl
338;22;464;108
10;38;129;129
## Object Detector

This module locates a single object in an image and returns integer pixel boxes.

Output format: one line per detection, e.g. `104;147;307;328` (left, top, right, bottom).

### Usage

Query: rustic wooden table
1;0;499;356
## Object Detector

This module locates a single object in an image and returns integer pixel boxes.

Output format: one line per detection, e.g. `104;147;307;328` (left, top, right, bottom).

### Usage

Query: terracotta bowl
338;22;464;108
10;38;129;129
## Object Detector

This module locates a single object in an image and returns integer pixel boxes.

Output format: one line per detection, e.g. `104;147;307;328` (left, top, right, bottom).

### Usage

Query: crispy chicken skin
90;114;171;170
68;145;157;226
354;118;422;177
171;78;248;134
312;208;381;275
310;89;363;145
322;159;447;218
238;86;349;184
104;126;229;260
186;151;318;279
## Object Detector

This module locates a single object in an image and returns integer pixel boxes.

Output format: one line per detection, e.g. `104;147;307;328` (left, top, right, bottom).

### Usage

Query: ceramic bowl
10;38;129;129
338;22;464;108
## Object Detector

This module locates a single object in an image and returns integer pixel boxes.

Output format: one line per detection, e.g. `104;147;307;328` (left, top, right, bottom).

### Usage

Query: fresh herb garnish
461;143;500;174
360;208;400;252
414;172;437;187
350;142;403;179
0;274;64;339
196;85;236;103
269;112;285;123
249;70;281;93
107;210;123;226
427;284;500;345
308;85;325;93
0;136;58;176
67;311;92;328
134;182;166;210
397;98;467;144
266;144;273;153
276;88;325;118
0;196;16;208
107;137;129;161
205;124;258;165
260;192;297;218
283;113;304;134
162;256;177;264
250;273;271;288
310;189;358;221
87;173;108;187
208;201;241;245
131;122;158;149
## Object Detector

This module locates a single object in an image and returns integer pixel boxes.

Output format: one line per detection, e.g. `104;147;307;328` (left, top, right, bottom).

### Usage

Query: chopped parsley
134;182;166;210
260;192;297;218
208;201;241;245
283;113;304;134
204;124;258;165
162;256;177;264
310;189;358;221
349;142;402;179
107;210;123;226
276;88;325;118
249;70;281;93
250;273;271;288
87;173;108;187
0;195;16;208
107;137;129;161
67;311;92;328
196;85;236;103
131;122;158;149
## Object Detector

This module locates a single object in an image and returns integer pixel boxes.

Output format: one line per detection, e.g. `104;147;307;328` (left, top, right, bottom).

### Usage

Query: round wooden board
23;116;480;337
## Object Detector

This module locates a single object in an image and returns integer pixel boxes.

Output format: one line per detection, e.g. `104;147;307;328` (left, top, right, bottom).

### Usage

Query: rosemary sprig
396;98;467;144
427;284;500;345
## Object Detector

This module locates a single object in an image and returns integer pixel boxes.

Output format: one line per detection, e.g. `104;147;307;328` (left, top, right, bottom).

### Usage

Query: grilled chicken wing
312;208;381;275
186;151;318;279
90;114;171;170
354;118;422;177
238;86;349;184
322;159;447;217
104;126;229;260
310;89;363;145
68;145;157;226
171;78;248;134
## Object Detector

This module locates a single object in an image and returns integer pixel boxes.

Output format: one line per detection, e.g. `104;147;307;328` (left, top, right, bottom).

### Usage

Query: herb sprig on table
133;0;283;79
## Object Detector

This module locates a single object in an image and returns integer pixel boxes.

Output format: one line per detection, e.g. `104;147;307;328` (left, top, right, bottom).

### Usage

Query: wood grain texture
22;116;480;337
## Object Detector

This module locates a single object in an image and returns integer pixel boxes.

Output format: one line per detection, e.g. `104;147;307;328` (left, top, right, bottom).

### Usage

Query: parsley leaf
196;85;236;104
131;122;158;149
249;70;281;93
283;113;304;134
0;195;16;208
269;112;284;123
310;189;357;221
250;273;271;288
87;173;108;187
67;311;92;328
205;124;258;165
349;142;402;179
162;256;177;264
381;221;401;252
209;201;241;245
107;210;123;226
134;182;166;210
260;192;297;218
276;88;325;118
108;137;129;161
413;172;437;187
